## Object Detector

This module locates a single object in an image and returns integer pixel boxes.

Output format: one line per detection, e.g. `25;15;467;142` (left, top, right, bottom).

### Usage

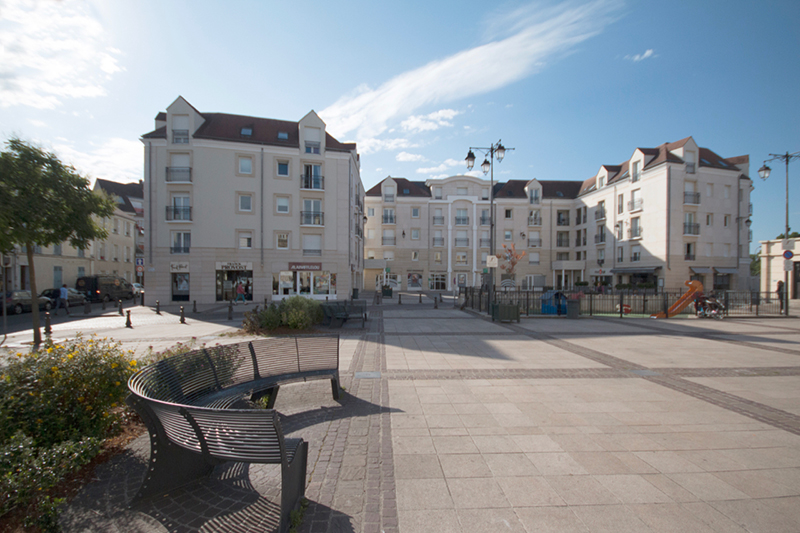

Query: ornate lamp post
759;150;799;316
465;140;513;310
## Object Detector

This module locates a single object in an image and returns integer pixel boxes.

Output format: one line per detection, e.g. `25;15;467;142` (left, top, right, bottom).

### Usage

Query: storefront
429;273;446;291
215;261;253;302
407;271;423;291
273;262;337;300
170;261;190;301
610;266;660;288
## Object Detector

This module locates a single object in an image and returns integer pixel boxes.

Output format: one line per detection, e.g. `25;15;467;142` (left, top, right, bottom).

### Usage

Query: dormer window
172;114;189;144
304;126;321;154
632;161;641;182
240;126;253;137
529;189;540;204
598;176;605;188
278;131;289;140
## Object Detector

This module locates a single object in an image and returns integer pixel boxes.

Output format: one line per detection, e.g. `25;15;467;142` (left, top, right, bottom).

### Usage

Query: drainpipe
348;156;352;293
147;141;153;265
665;165;671;282
260;147;264;268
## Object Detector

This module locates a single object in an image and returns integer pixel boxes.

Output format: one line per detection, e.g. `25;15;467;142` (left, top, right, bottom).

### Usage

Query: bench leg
263;385;280;409
331;375;341;401
279;440;308;533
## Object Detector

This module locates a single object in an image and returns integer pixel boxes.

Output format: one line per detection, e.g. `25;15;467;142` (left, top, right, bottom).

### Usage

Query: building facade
760;238;799;299
364;137;752;292
141;97;364;304
94;179;145;282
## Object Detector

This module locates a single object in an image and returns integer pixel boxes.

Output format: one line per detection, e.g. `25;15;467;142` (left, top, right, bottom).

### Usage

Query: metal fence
458;287;785;318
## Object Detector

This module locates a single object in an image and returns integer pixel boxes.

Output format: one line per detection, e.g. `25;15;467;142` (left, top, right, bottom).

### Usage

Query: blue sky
1;0;798;251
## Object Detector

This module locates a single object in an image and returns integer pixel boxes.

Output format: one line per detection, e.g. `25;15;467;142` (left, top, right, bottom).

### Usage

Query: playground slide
650;280;703;319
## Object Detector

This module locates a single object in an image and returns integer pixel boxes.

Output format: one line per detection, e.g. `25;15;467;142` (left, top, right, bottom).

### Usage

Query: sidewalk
43;298;800;531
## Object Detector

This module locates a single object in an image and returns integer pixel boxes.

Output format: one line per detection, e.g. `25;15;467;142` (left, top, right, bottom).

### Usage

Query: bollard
264;297;268;308
180;306;186;324
434;296;438;309
141;291;145;306
118;299;123;316
228;301;233;321
125;310;132;328
132;293;137;306
84;300;91;314
193;300;197;313
102;298;106;310
44;312;52;337
419;293;422;303
156;300;161;315
398;293;402;305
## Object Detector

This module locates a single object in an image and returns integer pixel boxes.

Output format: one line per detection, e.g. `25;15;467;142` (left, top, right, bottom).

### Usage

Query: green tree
776;231;800;239
750;253;761;277
0;138;115;345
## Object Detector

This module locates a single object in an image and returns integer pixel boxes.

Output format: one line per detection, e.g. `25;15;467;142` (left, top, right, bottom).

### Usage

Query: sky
1;0;799;252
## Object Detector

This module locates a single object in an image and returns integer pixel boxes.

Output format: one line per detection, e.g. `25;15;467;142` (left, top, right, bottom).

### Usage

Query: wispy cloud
416;158;462;175
401;109;461;133
357;137;418;155
0;0;123;109
322;0;620;146
51;138;142;185
396;151;426;162
625;49;655;62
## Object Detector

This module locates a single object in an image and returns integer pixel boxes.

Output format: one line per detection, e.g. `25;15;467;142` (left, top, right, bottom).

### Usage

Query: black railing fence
458;287;784;318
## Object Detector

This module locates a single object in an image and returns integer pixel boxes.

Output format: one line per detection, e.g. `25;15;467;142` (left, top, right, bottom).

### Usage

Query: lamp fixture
520;232;526;238
402;230;406;238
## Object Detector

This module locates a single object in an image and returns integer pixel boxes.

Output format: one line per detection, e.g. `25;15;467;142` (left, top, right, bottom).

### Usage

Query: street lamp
465;140;513;310
758;150;800;316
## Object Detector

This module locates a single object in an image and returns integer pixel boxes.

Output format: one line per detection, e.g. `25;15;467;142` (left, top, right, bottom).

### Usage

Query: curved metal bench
126;335;340;532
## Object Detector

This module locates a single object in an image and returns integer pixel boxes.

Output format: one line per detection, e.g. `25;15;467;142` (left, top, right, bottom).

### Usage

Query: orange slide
650;280;703;318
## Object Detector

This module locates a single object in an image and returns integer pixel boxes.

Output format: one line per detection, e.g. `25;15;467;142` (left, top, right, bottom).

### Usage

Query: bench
322;300;367;328
126;335;340;532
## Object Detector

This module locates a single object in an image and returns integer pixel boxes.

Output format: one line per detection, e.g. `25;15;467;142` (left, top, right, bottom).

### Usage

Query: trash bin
492;302;520;322
352;288;359;300
566;299;580;319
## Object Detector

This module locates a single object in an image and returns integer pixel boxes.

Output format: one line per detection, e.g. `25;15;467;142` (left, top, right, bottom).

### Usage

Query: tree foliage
0;138;116;344
776;231;800;239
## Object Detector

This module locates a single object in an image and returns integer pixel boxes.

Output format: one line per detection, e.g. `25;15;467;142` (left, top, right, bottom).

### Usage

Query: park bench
126;335;340;532
322;300;367;328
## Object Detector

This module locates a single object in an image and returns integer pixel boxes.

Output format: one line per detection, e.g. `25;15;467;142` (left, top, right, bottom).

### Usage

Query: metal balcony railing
684;192;700;204
172;130;189;144
301;211;324;225
454;238;469;247
528;216;542;226
166;167;192;182
594;233;606;244
455;216;469;225
170;246;190;254
433;237;444;246
686;162;696;174
529;196;540;205
556;238;570;247
166;206;192;221
384;194;395;202
595;209;606;221
557;217;570;226
480;215;491;225
631;253;641;262
627;198;643;211
303;249;322;257
382;237;396;246
301;175;324;190
433;216;444;225
528;238;542;247
628;226;643;239
685;253;696;261
480;238;491;247
684;223;700;235
382;215;396;224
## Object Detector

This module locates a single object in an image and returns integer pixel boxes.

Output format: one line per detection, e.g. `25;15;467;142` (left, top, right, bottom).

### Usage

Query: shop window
172;273;190;301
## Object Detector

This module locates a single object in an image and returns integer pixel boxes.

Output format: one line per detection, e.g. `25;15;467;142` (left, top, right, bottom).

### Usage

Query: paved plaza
6;295;800;532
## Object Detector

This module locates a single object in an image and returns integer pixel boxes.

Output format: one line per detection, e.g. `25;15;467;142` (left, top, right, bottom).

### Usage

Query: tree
0;138;115;345
497;243;526;280
776;231;800;239
750;253;761;277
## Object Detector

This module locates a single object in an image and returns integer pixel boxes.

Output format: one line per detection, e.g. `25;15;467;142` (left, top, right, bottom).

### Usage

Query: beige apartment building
140;97;364;304
760;238;799;299
364;137;752;293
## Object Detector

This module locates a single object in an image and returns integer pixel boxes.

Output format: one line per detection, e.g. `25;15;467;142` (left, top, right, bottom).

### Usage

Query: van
76;275;134;303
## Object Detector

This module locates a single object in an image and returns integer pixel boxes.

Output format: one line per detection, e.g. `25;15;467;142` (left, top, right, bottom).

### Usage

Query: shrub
242;297;323;333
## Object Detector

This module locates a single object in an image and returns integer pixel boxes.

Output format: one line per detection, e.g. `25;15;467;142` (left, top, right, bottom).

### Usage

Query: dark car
76;275;134;303
4;290;53;314
40;288;87;307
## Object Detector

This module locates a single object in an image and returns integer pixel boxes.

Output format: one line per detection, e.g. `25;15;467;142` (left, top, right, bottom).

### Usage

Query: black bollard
125;310;132;328
84;300;91;314
118;299;123;316
419;293;422;303
398;293;402;305
180;306;186;324
228;301;233;321
156;300;161;315
141;291;145;306
44;312;52;337
102;298;106;310
434;296;438;309
193;300;197;313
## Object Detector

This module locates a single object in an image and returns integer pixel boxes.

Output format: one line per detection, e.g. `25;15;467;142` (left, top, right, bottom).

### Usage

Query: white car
132;283;144;296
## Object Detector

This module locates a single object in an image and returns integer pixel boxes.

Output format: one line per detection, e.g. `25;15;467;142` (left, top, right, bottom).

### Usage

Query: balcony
166;167;192;182
479;238;491;247
628;226;643;239
594;233;606;244
595;209;606;221
529;196;540;205
301;211;324;226
556;237;570;247
433;237;444;246
685;253;696;261
303;248;322;257
384;194;395;202
527;215;542;226
684;192;700;205
557;217;570;227
433;216;444;225
382;237;396;246
454;238;469;247
683;223;700;235
301;175;324;190
749;202;753;215
627;198;643;211
480;215;491;225
528;238;542;247
686;162;696;174
631;253;641;262
166;206;192;221
172;130;189;144
382;215;396;224
455;216;469;226
170;246;190;254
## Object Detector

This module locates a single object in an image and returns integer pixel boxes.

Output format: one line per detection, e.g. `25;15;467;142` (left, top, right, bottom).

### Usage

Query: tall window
303;199;323;225
238;156;253;175
172;232;190;254
303;164;323;189
304;126;321;154
632;160;641;181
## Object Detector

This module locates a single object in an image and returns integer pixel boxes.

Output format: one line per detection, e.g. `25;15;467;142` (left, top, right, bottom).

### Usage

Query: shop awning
690;267;713;274
714;267;739;275
609;267;660;274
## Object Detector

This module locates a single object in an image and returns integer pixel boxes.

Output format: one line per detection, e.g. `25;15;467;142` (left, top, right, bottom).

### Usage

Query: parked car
40;287;87;307
76;275;134;302
132;283;144;296
4;290;53;314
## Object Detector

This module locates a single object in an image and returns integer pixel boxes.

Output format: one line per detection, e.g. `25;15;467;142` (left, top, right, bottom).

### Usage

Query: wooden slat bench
126;335;340;532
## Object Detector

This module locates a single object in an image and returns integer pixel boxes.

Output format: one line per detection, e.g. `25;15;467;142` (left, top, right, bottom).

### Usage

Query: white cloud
28;119;46;127
401;109;461;133
0;0;123;109
51;137;142;185
357;137;417;155
625;49;655;62
416;158;462;174
396;151;426;162
322;1;619;144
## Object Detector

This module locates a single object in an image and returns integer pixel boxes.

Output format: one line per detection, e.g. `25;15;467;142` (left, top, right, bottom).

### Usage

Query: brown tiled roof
725;155;748;167
494;180;528;198
541;180;583;199
142;125;166;139
366;178;431;197
698;148;741;171
94;179;143;214
578;176;597;195
155;112;166;122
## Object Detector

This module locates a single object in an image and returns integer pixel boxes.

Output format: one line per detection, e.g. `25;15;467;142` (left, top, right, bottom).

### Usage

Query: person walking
235;281;247;305
57;284;70;316
777;280;785;313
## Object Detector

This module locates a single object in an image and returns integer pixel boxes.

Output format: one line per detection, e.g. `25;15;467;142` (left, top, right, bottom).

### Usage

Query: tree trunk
26;243;41;346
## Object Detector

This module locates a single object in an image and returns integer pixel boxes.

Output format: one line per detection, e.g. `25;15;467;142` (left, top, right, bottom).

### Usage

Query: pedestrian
57;284;70;316
235;281;247;304
777;280;785;313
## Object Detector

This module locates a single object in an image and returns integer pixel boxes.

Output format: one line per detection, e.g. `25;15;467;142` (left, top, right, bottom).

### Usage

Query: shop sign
216;261;253;271
170;261;190;273
289;262;321;271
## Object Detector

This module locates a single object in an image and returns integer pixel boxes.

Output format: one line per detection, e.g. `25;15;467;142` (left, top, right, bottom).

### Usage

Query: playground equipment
651;280;703;318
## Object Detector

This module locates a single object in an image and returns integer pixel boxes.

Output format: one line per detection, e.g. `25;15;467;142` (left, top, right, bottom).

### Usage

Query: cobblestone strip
384;368;633;380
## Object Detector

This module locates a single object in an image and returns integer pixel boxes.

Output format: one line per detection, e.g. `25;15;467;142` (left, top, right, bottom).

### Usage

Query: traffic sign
486;256;498;268
786;260;794;272
135;258;144;266
783;250;794;260
136;265;144;273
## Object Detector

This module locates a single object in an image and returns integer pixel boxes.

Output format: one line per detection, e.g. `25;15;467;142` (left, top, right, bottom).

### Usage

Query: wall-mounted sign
289;262;321;271
216;262;253;271
170;262;190;273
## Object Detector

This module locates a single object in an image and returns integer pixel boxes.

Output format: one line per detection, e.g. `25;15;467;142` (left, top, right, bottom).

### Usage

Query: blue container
541;290;567;315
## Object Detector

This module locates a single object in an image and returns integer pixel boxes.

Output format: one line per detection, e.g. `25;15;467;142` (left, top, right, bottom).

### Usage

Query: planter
491;303;520;323
382;287;393;298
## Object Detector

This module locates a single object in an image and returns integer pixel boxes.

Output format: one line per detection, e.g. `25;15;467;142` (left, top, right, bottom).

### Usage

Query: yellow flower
111;363;118;369
36;419;42;424
115;381;120;386
130;360;137;367
46;347;53;353
77;397;84;402
51;366;58;372
67;353;74;359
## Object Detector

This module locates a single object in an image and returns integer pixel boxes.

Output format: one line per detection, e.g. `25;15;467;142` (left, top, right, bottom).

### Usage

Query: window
557;210;570;226
618;194;624;214
457;187;468;195
411;229;420;240
302;234;322;256
238;156;253;175
556;252;569;261
53;243;62;256
172;115;189;143
630;217;641;238
304;126;321;154
125;221;131;236
277;161;289;177
172;232;191;254
455;230;468;247
383;186;395;202
632;161;641;182
617;247;624;262
278;131;289;140
631;245;640;262
434;251;442;263
482;188;489;200
302;164;323;189
78;266;85;278
455;208;468;225
239;231;253;249
557;231;570;247
504;230;512;241
598;248;605;263
276;197;290;214
113;218;119;234
724;215;730;227
706;184;713;197
238;194;253;212
705;243;712;257
383;250;394;261
456;252;467;265
382;229;396;246
706;214;713;226
685;151;696;173
383;208;395;224
367;250;375;259
529;189;540;204
616;224;622;240
411;251;419;261
411;207;420;218
724;243;730;257
302;199;323;225
367;207;375;217
77;248;85;258
505;209;512;219
685;242;695;260
367;229;375;239
724;185;731;199
240;126;253;137
598;176;605;188
529;252;540;265
434;187;442;199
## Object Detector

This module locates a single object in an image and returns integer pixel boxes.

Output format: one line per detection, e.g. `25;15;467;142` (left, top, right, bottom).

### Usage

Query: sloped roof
142;125;166;139
699;147;741;171
366;177;431;197
94;179;143;215
493;180;528;198
541;180;583;199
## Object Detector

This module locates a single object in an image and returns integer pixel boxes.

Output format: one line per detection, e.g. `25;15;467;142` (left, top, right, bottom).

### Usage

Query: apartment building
94;179;142;282
141;97;364;304
760;238;799;299
364;137;752;292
